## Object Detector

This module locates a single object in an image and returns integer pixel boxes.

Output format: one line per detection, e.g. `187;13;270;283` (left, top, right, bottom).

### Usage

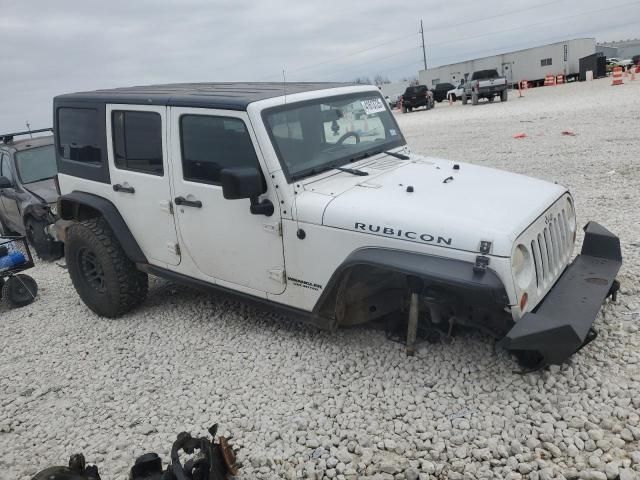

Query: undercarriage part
406;292;419;356
30;425;239;480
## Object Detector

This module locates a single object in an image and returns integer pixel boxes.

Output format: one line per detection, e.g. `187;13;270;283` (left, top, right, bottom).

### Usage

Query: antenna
282;69;287;104
25;121;32;138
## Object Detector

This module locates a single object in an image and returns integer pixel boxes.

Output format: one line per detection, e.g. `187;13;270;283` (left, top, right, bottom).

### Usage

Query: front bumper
501;222;622;365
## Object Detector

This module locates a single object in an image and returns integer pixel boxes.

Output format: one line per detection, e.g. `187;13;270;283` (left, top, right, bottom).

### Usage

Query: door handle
113;184;135;194
174;196;202;208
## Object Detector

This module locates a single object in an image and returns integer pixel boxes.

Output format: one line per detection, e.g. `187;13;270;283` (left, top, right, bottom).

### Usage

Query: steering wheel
336;131;361;145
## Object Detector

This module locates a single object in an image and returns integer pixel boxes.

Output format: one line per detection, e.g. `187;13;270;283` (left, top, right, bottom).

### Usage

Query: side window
180;115;259;184
112;111;163;175
57;108;101;164
1;154;14;184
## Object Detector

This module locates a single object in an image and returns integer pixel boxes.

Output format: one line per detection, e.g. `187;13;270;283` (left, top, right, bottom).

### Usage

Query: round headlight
512;244;534;290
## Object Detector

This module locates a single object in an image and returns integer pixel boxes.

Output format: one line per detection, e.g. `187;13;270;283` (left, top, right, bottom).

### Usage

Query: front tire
66;217;148;318
501;89;508;102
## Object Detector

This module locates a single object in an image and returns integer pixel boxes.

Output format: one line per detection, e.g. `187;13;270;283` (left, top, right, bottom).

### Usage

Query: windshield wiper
335;166;368;176
383;150;409;160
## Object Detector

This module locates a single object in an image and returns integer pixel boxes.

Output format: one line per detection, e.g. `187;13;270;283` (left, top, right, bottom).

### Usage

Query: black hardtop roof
55;82;359;110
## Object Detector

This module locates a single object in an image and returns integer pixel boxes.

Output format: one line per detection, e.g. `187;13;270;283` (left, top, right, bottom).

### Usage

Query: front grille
530;208;572;289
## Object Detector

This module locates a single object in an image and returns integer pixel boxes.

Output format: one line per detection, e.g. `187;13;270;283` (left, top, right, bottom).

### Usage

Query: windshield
263;92;405;181
15;144;57;184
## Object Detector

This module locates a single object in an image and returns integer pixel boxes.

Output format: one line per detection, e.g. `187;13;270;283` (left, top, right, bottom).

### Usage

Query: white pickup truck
462;69;508;105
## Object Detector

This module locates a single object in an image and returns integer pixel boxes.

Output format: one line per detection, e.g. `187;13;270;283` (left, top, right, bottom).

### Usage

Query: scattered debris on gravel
1;78;639;480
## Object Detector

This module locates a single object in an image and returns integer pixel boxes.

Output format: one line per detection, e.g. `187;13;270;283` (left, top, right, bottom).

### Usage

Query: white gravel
1;77;640;480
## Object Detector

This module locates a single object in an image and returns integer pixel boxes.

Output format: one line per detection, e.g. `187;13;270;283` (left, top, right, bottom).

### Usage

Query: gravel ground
1;77;639;480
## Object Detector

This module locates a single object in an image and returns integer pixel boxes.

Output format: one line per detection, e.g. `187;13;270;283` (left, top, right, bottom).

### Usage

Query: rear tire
66;217;148;318
472;92;479;105
2;274;38;308
25;217;64;261
501;89;508;102
451;94;457;102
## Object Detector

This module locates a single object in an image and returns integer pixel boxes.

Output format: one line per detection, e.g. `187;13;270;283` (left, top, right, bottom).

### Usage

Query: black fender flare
58;191;147;263
313;247;509;314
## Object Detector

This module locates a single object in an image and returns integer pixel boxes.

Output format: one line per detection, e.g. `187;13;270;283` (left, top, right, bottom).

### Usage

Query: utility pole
420;19;427;71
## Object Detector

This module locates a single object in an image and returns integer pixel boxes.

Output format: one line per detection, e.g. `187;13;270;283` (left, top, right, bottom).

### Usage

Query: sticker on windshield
389;129;398;136
361;98;386;115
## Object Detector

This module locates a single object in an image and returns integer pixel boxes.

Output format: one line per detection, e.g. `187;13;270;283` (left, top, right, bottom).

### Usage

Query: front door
0;153;22;231
105;105;180;266
169;107;285;294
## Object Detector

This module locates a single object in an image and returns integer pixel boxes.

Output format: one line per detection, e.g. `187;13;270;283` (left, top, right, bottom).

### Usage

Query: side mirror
0;176;13;189
220;167;273;216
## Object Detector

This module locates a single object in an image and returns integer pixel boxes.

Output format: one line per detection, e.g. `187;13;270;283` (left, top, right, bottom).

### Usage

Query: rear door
105;104;180;266
169;107;285;294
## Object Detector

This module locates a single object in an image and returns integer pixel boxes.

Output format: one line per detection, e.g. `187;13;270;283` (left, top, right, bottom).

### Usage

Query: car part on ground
31;425;239;480
0;236;37;308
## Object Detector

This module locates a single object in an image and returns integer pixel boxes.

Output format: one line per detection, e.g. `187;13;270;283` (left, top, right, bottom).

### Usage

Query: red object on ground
513;133;527;139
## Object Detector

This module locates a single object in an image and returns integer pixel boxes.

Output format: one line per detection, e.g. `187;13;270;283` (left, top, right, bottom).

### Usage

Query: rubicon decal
354;223;452;246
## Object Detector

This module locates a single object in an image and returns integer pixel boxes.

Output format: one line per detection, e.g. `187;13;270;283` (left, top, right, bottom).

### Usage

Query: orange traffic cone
612;66;624;86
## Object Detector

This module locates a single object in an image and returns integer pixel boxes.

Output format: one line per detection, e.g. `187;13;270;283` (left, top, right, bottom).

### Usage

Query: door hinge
268;268;286;284
160;200;174;215
263;222;282;236
168;242;180;256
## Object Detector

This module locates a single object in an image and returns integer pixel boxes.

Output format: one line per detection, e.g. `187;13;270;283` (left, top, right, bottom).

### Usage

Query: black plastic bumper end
501;222;622;366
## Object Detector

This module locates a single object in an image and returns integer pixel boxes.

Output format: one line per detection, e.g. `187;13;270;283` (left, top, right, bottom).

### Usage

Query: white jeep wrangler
53;83;621;367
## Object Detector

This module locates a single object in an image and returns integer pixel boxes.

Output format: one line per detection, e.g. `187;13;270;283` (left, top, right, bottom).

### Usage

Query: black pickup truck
401;85;434;113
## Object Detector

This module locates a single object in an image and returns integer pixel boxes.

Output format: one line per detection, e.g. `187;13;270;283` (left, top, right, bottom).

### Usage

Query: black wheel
408;106;413;112
501;89;508;102
25;217;64;261
451;94;457;102
66;217;148;318
2;274;38;308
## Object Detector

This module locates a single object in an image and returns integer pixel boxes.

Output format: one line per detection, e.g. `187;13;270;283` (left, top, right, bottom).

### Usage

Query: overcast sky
1;0;638;131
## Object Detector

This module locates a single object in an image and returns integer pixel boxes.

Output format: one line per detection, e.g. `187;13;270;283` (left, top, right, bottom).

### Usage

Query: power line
258;0;570;81
337;17;640;82
428;0;640;50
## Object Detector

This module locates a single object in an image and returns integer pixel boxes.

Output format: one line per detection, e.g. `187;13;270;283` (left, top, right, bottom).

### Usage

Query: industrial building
419;38;595;87
597;39;640;60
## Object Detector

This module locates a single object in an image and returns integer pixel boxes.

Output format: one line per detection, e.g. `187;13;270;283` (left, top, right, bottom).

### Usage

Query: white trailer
419;38;595;87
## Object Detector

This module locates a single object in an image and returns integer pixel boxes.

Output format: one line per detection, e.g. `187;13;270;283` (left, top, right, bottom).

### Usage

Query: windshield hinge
263;222;282;236
268;268;286;284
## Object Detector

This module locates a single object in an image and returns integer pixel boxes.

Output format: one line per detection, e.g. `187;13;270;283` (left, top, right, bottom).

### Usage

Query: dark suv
401;85;434;113
432;83;455;102
0;129;63;260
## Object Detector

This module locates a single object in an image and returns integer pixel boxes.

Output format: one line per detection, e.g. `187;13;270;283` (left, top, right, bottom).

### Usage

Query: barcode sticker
361;98;386;115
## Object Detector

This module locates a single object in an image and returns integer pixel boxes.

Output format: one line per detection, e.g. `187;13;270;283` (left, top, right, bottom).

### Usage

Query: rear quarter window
57;108;101;164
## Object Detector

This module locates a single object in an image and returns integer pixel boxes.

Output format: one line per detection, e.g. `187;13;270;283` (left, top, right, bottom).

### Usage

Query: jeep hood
23;178;58;204
299;156;567;257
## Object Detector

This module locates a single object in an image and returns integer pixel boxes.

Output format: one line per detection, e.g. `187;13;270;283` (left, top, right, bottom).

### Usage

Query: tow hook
608;279;620;301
